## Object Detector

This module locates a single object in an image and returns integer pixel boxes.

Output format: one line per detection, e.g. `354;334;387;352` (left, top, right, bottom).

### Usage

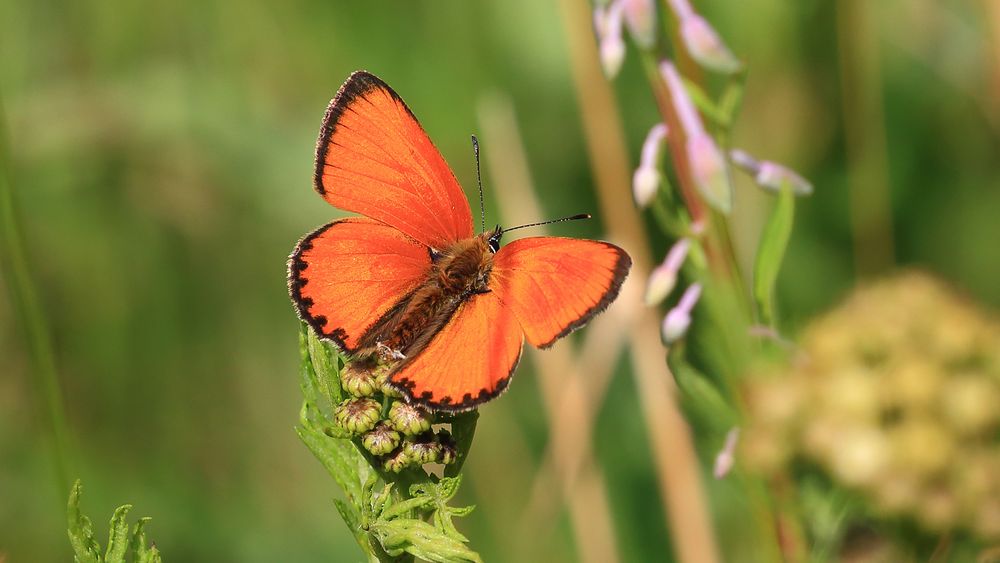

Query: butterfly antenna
471;135;486;233
501;213;591;234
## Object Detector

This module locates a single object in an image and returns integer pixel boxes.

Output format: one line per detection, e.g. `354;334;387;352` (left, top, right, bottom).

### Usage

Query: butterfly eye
488;238;500;253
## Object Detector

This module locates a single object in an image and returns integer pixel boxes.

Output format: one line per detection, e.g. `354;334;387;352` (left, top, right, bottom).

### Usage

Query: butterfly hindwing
491;237;631;348
289;217;431;353
314;71;474;250
388;292;524;411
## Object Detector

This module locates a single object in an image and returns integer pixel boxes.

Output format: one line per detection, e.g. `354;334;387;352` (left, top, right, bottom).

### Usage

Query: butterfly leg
376;341;407;361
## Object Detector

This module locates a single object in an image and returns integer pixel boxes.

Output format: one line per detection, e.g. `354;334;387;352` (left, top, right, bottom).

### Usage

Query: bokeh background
2;0;999;561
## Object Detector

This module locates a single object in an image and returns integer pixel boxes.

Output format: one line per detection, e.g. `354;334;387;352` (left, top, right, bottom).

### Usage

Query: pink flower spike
756;161;813;196
661;282;702;344
729;149;759;173
599;1;626;78
622;0;656;49
666;0;695;20
713;428;740;479
730;149;813;196
659;61;704;138
593;5;609;38
680;14;742;74
687;133;733;213
632;122;668;207
644;238;690;306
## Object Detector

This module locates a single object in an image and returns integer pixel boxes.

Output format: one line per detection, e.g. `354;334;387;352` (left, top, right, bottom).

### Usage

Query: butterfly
288;70;632;412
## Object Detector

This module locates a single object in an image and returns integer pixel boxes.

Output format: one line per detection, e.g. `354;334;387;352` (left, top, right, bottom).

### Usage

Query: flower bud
662;282;702;344
333;398;381;436
388;401;432;436
598;1;626;78
660;61;704;137
372;364;402;398
382;448;412;473
713;427;740;479
665;0;694;19
679;14;742;74
622;0;656;49
687;133;733;213
403;435;442;464
644;238;689;306
361;422;401;456
341;364;378;397
633;122;668;207
730;149;813;196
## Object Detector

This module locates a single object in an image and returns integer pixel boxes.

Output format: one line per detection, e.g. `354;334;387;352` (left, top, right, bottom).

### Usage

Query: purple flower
645;238;690;306
622;0;656;49
633;122;669;207
662;283;702;343
596;2;626;78
731;149;813;196
713;428;740;479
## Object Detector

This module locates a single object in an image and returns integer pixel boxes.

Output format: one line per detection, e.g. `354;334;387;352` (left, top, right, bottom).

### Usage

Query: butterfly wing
491;237;631;348
289;217;431;353
315;71;474;249
388;292;523;411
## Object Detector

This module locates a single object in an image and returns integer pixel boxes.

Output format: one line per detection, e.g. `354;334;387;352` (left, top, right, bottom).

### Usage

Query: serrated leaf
130;517;161;563
403;476;473;542
104;504;132;563
307;329;343;406
753;183;795;325
67;480;101;563
298;326;322;407
372;518;482;563
379;494;436;522
295;426;364;507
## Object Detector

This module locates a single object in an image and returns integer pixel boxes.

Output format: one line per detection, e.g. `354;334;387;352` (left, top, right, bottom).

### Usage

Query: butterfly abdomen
367;236;494;359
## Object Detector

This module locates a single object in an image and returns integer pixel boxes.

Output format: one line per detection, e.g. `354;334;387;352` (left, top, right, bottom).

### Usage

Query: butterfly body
357;231;497;361
289;71;632;411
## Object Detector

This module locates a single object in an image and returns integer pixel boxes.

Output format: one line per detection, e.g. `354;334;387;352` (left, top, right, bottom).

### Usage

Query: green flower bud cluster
742;273;1000;541
332;361;458;472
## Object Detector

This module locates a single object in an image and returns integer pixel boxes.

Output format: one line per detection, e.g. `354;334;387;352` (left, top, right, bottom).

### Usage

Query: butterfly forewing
314;71;474;249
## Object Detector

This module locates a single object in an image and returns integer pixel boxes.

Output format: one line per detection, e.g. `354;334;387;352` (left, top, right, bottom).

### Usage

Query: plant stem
0;96;73;500
444;410;478;478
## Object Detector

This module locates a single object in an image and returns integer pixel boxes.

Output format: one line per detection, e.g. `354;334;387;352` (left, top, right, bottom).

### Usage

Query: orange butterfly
288;71;632;411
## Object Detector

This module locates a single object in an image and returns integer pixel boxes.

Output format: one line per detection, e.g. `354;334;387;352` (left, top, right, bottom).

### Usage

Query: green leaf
406;477;474;542
130;518;162;563
667;347;738;434
372;518;482;563
295;426;365;507
298;325;321;407
682;77;728;127
67;480;101;563
104;504;132;563
753;183;795;326
718;73;748;127
307;329;343;406
67;480;160;563
334;498;376;560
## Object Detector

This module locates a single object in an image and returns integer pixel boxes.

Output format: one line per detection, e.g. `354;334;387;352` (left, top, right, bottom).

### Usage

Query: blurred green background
2;0;999;561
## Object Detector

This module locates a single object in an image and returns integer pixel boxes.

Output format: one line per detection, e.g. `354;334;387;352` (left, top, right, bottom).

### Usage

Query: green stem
0;96;73;500
444;410;478;478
